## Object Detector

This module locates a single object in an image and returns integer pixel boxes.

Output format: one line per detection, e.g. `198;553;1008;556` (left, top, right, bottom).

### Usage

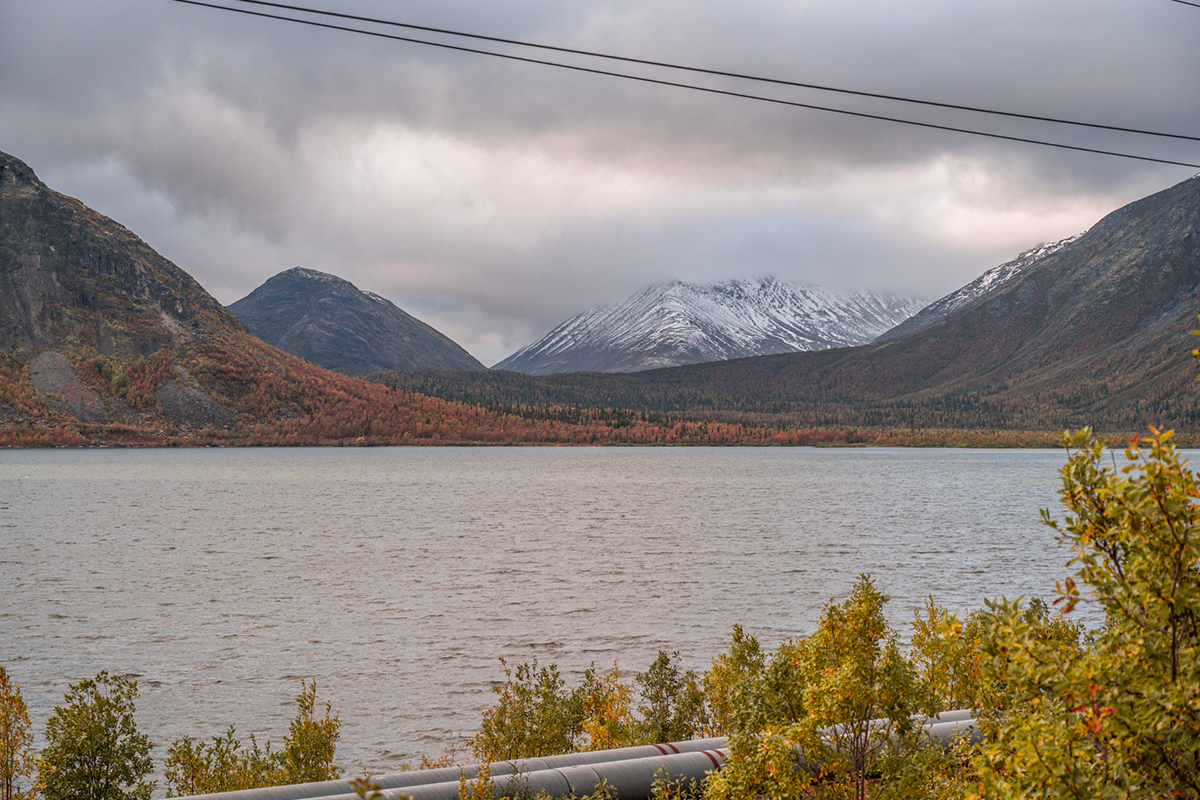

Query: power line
172;0;1200;169
222;0;1200;145
1169;0;1200;8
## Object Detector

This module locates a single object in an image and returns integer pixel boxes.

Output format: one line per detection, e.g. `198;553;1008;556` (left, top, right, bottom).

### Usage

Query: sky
2;0;1198;366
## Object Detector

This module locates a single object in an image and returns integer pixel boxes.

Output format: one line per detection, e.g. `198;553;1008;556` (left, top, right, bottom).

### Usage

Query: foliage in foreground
465;427;1200;799
39;672;154;800
470;652;707;763
468;575;995;800
705;575;952;800
975;428;1200;797
0;672;342;800
163;679;341;796
0;668;36;800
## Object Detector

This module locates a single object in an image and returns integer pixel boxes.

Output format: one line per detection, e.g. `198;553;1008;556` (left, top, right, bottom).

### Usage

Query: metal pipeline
396;748;727;800
169;737;727;800
821;708;979;742
172;713;978;800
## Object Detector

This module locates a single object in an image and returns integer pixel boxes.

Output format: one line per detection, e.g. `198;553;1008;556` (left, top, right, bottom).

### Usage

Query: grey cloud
3;0;1197;365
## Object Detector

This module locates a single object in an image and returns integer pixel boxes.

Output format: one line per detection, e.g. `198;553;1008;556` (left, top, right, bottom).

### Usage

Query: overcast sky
3;0;1198;365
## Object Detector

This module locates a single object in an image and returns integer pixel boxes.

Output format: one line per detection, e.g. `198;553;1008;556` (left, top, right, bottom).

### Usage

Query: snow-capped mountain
874;234;1083;343
493;277;928;374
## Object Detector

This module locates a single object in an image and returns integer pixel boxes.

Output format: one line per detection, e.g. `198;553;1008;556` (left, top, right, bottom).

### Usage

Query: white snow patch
495;277;928;373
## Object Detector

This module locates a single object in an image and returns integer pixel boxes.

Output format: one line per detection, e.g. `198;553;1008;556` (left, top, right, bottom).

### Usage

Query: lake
1;446;1094;781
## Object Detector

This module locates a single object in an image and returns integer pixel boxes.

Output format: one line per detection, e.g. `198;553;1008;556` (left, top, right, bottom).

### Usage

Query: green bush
164;726;282;795
702;625;765;738
975;428;1200;798
280;680;342;784
164;679;341;796
707;576;935;800
471;659;581;762
635;652;707;745
40;671;155;800
472;650;716;765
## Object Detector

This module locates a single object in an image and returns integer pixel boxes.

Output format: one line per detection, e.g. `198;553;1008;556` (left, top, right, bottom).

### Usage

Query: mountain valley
3;145;1198;446
378;174;1200;436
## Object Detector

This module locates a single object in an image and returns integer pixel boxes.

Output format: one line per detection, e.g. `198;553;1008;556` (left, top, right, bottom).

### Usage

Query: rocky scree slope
0;149;247;432
0;150;244;357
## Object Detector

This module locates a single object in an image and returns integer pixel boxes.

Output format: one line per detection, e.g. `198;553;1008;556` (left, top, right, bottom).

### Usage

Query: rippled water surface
2;446;1087;779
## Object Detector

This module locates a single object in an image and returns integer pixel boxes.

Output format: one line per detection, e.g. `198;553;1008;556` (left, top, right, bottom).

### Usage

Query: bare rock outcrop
28;351;107;424
154;365;237;431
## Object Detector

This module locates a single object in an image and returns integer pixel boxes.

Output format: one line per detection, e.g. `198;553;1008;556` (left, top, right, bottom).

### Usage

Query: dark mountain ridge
229;267;485;376
1;150;245;357
874;235;1081;343
862;174;1200;395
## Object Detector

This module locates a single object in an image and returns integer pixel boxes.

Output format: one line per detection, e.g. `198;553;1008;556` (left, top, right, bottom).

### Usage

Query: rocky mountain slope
494;277;926;374
229;267;485;376
856;174;1200;407
0;151;244;358
0;149;254;435
875;234;1082;342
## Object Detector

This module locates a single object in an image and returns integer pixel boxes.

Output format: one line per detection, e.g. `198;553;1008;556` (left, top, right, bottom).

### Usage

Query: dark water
1;446;1089;781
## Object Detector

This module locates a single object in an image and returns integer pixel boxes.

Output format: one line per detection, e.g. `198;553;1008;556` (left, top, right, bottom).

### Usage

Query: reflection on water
2;446;1083;776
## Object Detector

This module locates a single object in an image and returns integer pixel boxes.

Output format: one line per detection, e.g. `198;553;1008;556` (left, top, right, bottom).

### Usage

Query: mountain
493;277;927;374
379;174;1200;434
7;144;1197;444
0;148;255;435
229;267;485;376
875;234;1082;342
3;149;745;446
0;151;245;358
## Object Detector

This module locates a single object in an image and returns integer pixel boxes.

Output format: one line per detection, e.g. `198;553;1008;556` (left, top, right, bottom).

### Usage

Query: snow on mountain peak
283;266;341;284
873;232;1084;343
493;276;928;374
